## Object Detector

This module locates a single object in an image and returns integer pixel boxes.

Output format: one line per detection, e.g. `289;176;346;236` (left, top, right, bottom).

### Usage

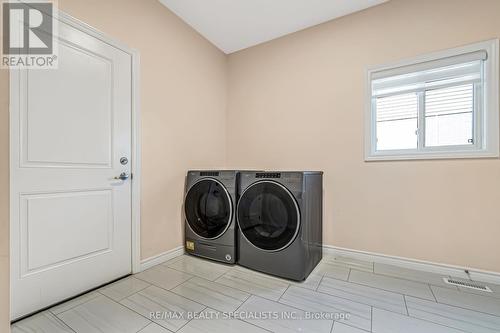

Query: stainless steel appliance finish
237;171;323;281
184;170;239;264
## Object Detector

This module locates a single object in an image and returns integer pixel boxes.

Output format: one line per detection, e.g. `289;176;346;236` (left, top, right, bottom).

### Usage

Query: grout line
136;284;210;310
430;299;500;318
131;276;155;287
100;292;132;305
316;274;326;292
105;280;152;303
185;277;251;302
161;260;231;282
231;296;278;333
327;274;427;300
134;320;152;333
405;289;500;319
246;294;333;320
119;286;209;332
59;292;153;333
364;268;453;289
357;261;481;293
230;299;274;333
207;279;266;299
50;312;78;333
136;323;156;333
398;301;499;333
117;280;163;300
277;285;291;302
51;292;101;317
272;293;369;325
332;321;372;333
209;271;292;300
161;253;186;266
234;297;251;313
237;319;274;333
195;276;258;300
403;302;500;331
175;306;208;333
403;295;410;316
169;284;248;308
429;284;438;302
134;265;198;291
241;292;252;304
370;306;373;332
244;296;338;327
326;270;444;304
313;284;405;315
233;266;298;287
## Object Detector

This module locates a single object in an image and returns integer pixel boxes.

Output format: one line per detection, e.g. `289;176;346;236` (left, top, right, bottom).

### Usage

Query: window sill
364;150;499;161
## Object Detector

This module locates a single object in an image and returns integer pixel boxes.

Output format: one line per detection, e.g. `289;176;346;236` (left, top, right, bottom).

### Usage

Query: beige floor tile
100;276;150;301
172;277;249;312
349;269;435;300
135;265;193;290
57;295;150;333
12;311;73;333
120;285;205;332
165;255;231;281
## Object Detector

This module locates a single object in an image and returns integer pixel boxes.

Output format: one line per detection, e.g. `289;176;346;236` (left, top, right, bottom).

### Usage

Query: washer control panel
256;172;281;178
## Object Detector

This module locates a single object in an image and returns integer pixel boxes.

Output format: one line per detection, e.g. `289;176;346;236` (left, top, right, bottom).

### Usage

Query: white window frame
365;39;499;161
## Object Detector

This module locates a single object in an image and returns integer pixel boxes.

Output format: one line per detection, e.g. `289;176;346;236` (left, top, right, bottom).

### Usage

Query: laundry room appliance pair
184;170;323;281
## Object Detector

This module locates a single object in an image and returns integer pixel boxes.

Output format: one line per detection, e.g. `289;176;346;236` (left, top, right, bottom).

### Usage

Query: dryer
237;171;323;281
184;170;239;264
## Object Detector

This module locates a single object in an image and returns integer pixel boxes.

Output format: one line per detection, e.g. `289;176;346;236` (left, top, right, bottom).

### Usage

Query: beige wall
0;0;227;329
57;0;228;259
226;0;500;273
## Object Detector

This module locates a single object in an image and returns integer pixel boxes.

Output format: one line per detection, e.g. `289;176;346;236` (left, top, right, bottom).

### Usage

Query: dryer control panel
256;172;281;178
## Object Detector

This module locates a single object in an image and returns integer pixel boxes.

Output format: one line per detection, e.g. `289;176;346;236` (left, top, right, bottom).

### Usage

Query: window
365;40;499;160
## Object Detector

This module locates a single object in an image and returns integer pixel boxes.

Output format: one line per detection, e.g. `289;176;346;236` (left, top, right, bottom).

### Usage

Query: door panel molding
21;41;114;168
20;189;114;276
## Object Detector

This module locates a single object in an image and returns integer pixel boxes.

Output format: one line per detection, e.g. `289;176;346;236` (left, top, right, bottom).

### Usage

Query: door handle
114;172;130;181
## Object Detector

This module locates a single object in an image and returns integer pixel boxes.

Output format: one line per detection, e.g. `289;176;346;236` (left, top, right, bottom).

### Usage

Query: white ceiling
159;0;388;54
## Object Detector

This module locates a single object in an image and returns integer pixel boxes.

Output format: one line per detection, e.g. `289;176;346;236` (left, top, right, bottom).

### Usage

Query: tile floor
11;254;500;333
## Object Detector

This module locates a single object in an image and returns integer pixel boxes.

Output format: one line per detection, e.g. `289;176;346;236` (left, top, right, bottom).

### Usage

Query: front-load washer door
237;181;300;251
185;179;233;239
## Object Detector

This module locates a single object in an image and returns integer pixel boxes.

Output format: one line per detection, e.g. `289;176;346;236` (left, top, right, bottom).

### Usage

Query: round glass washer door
237;180;300;251
184;179;232;239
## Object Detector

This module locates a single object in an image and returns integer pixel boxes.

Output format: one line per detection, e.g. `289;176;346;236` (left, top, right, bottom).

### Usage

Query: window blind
376;92;418;122
425;84;474;117
371;50;486;97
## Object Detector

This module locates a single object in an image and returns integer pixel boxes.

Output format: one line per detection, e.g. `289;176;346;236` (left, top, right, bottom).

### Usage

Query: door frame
9;9;142;318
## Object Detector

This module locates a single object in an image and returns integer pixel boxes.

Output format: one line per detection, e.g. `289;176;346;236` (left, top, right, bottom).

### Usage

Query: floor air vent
443;278;492;292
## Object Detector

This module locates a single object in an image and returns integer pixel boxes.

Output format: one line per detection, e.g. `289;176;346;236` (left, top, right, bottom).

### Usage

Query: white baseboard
138;244;500;285
140;246;184;272
323;245;500;285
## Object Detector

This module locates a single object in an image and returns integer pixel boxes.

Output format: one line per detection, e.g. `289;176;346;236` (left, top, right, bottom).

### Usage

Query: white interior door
10;18;133;320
